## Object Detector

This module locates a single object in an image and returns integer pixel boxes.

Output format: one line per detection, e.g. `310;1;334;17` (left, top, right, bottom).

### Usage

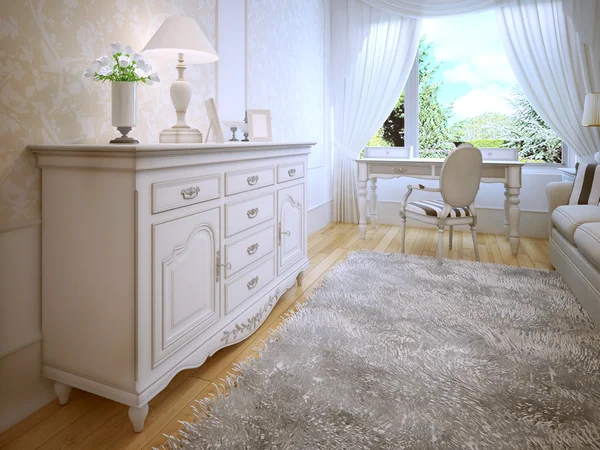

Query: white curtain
331;0;421;223
563;0;600;62
497;0;600;161
357;0;515;17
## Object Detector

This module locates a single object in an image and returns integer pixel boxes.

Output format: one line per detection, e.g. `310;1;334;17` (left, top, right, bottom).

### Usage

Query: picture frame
247;109;272;142
204;98;224;143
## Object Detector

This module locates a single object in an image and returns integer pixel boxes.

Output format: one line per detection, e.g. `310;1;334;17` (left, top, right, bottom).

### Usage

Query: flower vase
110;82;139;144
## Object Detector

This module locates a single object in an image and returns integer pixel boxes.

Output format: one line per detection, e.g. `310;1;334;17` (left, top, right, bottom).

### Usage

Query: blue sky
421;10;517;124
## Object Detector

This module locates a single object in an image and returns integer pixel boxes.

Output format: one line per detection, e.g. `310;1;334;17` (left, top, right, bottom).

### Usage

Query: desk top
356;157;525;166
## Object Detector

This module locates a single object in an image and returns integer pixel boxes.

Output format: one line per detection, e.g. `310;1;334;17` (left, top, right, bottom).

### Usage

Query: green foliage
381;93;406;147
468;139;507;148
505;86;562;163
449;113;515;143
367;128;392;147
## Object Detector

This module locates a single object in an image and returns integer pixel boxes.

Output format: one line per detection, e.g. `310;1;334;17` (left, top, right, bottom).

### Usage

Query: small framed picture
247;109;272;142
204;98;224;143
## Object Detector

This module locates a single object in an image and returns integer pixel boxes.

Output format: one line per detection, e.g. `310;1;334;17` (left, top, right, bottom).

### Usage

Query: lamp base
159;128;203;144
595;151;600;164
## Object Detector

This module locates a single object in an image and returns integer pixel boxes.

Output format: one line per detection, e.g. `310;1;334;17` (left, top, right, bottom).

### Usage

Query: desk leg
370;178;378;228
357;162;368;239
503;187;510;241
506;167;522;255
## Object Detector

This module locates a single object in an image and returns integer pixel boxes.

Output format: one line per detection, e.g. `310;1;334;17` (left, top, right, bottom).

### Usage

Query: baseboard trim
308;198;332;212
0;218;41;234
307;200;332;236
0;332;42;360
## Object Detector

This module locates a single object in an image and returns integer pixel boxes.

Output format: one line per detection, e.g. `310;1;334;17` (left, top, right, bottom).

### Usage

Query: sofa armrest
546;181;573;234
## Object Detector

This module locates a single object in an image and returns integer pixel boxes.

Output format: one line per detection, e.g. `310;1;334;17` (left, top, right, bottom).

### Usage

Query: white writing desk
356;158;525;255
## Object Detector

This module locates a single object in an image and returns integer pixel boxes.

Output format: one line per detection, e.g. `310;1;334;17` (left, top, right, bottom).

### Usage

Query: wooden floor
0;224;551;450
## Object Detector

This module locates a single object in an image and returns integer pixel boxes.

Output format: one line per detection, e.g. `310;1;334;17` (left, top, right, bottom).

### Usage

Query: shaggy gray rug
168;252;600;449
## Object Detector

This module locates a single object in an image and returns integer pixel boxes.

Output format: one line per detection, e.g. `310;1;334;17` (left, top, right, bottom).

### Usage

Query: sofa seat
574;223;600;268
551;205;600;243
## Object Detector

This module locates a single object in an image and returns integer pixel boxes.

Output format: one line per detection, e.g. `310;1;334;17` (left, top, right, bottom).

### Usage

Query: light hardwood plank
5;392;102;450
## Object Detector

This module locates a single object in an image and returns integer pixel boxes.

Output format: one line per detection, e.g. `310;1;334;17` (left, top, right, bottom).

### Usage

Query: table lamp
582;92;600;163
142;16;218;143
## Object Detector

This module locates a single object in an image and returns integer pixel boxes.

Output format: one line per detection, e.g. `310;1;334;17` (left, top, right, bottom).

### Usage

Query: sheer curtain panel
497;0;600;161
331;0;421;223
357;0;513;17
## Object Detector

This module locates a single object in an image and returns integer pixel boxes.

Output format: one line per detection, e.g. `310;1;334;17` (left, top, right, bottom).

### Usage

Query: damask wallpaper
246;0;327;169
0;0;216;228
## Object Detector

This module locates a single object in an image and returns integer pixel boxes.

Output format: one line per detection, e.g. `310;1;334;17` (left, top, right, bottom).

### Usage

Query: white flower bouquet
83;42;160;85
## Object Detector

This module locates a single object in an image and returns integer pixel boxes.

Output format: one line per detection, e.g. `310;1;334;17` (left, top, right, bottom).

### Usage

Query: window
368;10;563;164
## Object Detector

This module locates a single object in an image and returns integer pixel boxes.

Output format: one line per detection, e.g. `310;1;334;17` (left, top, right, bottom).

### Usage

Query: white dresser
29;142;313;432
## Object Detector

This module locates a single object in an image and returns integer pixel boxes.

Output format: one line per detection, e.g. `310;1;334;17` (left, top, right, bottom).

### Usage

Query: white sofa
546;182;600;326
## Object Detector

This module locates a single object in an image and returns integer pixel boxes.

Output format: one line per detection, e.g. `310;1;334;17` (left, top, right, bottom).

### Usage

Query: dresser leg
128;404;149;433
54;382;72;405
296;270;305;286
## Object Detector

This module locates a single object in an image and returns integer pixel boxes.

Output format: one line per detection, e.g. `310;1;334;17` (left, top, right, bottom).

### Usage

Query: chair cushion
551;205;600;243
568;163;600;205
406;200;471;218
574;223;600;269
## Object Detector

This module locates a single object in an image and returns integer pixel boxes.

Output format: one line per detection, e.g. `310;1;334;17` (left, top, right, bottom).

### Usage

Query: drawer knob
247;243;259;255
181;186;200;199
393;167;407;173
247;276;259;290
288;168;296;177
247;208;259;219
247;175;259;185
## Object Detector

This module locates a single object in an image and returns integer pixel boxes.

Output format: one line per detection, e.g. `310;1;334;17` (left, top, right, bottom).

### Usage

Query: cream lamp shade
142;16;218;63
582;92;600;127
142;16;218;143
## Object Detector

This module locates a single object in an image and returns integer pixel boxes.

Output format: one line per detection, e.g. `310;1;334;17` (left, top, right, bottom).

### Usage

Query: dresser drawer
225;256;276;314
225;224;275;278
225;192;275;237
152;174;221;214
225;166;275;196
277;162;305;183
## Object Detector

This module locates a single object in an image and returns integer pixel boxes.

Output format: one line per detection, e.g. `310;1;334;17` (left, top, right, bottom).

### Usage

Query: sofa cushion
574;223;600;268
551;205;600;243
568;163;600;205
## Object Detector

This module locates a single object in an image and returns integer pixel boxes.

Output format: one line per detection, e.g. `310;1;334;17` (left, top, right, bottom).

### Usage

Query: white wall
370;169;562;238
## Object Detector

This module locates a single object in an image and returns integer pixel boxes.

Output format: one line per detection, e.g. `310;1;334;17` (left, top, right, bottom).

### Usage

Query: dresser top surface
29;141;315;155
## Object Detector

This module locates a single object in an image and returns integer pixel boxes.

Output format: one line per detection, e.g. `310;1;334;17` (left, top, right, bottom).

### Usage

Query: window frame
402;53;568;167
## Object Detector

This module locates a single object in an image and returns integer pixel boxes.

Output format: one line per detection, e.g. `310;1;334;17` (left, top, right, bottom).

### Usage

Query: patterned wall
0;0;216;228
246;0;327;169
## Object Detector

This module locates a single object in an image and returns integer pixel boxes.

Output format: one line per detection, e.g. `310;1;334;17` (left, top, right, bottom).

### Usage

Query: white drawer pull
247;243;259;255
247;175;259;185
181;186;200;199
247;208;259;219
393;167;407;173
247;276;259;290
288;168;296;177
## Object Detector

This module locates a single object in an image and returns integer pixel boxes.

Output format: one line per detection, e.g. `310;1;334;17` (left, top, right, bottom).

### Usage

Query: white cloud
471;54;516;85
452;84;514;122
443;63;481;85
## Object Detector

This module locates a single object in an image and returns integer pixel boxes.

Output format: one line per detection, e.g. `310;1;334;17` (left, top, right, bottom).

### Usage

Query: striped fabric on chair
569;163;600;205
405;199;472;218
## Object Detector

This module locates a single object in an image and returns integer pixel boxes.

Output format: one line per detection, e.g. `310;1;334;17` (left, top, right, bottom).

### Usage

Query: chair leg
471;225;480;262
449;225;453;249
437;227;444;265
400;217;406;254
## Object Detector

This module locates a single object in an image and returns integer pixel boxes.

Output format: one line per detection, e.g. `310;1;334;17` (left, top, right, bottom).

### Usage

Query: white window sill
522;164;567;176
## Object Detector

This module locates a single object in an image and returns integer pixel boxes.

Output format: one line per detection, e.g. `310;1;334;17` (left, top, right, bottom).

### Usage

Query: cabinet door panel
152;207;220;367
277;184;305;274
